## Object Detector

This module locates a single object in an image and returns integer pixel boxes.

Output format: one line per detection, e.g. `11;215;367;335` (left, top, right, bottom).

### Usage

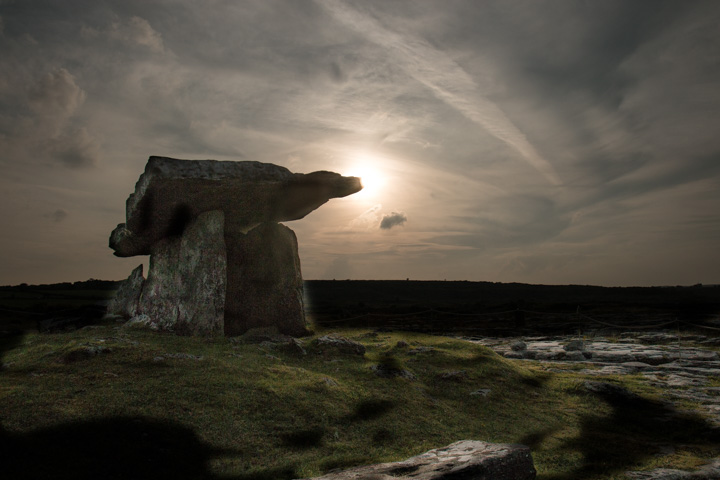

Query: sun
344;155;387;199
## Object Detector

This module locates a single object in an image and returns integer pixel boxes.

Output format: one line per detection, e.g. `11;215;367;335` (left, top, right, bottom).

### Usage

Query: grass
1;323;719;480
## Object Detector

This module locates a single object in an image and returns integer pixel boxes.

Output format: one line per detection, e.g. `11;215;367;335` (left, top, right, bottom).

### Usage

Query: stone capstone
110;156;361;257
106;264;144;318
298;440;536;480
108;157;361;336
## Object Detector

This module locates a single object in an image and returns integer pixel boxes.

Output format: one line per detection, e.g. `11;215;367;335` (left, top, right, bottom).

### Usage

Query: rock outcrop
106;264;144;318
299;440;536;480
626;460;720;479
109;157;361;336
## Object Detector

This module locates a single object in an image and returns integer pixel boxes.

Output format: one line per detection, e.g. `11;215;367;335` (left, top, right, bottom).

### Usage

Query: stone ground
468;332;720;424
466;331;720;478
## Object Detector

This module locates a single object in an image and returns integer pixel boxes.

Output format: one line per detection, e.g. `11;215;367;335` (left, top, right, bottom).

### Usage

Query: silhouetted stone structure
109;156;361;336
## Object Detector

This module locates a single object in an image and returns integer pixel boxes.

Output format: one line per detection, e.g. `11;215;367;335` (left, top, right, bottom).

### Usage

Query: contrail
317;0;561;185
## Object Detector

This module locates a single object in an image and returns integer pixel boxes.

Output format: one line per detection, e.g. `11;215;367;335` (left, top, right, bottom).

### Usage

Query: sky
1;0;720;287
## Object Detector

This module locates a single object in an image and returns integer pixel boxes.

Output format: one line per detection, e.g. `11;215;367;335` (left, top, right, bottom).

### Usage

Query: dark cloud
0;64;100;168
48;127;101;168
380;212;407;230
44;209;68;222
28;68;86;123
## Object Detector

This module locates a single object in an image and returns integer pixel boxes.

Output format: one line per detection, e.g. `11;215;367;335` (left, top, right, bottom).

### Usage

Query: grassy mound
1;323;718;479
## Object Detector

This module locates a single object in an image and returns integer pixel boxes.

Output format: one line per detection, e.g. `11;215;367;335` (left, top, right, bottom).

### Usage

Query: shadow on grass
518;426;562;450
281;427;326;449
346;398;396;421
0;330;24;365
537;382;720;480
0;416;245;480
0;332;299;480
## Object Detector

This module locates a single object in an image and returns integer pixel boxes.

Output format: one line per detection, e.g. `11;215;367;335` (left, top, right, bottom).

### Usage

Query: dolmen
108;156;361;336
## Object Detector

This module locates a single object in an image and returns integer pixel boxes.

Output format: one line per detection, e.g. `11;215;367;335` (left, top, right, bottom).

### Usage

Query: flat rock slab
627;459;720;479
297;440;535;480
472;334;720;424
110;156;361;257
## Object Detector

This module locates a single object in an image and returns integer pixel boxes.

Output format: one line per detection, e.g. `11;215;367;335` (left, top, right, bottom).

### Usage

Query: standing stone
107;264;145;318
224;222;306;336
138;210;226;336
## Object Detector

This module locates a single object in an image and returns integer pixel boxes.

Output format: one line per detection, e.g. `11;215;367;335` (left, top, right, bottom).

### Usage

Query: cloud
44;209;68;222
347;204;383;230
316;0;560;184
380;212;407;230
120;16;164;52
0;67;100;168
28;68;86;135
48;127;101;168
82;15;165;53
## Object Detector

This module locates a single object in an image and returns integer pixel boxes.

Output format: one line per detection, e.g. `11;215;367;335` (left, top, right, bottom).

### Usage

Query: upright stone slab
138;210;226;336
225;222;306;336
107;264;144;318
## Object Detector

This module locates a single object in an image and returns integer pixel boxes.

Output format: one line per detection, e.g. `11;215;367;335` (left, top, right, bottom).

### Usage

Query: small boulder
371;363;417;380
61;345;111;363
320;377;339;387
470;389;492;397
312;335;366;355
276;337;307;356
511;341;527;352
563;339;585;351
297;440;535;479
564;351;586;361
407;346;435;355
437;370;468;382
106;264;145;318
626;459;720;479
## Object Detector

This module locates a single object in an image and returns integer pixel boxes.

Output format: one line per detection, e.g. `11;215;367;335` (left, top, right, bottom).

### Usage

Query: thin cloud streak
317;0;561;184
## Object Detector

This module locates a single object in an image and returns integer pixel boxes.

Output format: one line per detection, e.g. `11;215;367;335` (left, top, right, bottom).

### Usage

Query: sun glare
345;155;387;199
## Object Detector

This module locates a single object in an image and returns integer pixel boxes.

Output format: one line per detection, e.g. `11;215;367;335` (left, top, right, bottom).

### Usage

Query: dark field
304;280;720;337
2;279;719;337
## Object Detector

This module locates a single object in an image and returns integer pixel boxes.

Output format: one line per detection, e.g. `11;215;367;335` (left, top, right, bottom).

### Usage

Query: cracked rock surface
471;332;720;423
297;440;536;480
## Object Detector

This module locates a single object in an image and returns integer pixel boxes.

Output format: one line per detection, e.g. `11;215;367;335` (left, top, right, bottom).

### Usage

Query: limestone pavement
470;332;720;423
